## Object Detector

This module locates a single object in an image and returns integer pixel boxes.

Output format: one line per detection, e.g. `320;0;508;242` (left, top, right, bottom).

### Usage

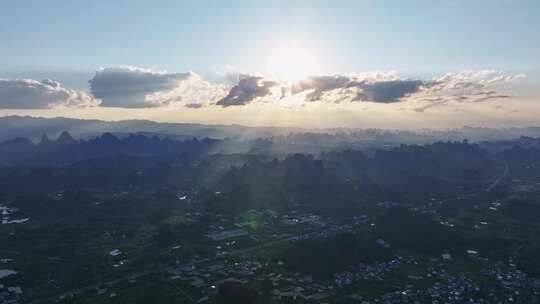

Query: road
485;163;509;192
437;163;510;205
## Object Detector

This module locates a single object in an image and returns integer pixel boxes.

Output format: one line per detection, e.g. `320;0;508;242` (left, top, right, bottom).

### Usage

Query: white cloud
0;78;97;109
145;73;228;108
411;70;525;112
89;66;224;108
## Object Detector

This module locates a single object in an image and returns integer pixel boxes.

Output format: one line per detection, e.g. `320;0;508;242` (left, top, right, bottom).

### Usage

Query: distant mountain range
0;130;220;165
0;115;305;142
2;116;540;147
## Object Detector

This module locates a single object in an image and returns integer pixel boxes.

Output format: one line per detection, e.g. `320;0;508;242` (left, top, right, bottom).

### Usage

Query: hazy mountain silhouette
0;131;219;165
0;116;304;142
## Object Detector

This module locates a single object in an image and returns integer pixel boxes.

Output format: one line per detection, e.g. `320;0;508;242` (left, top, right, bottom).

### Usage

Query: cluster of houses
0;202;29;225
0;257;21;304
480;259;540;303
161;208;359;302
1;203;25;304
334;256;416;287
345;265;481;303
167;258;334;303
162;239;540;304
0;283;22;304
202;208;342;244
344;258;540;303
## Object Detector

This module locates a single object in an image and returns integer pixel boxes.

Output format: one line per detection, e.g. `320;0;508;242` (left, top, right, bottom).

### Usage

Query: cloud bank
88;66;227;108
287;72;425;104
0;79;96;109
0;67;525;112
89;66;192;108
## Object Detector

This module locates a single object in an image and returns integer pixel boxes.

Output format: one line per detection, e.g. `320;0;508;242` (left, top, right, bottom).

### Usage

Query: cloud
216;76;277;107
209;70;523;108
291;75;351;101
355;80;424;103
430;70;525;92
144;73;227;107
413;98;448;112
288;72;424;103
185;103;203;109
1;67;523;112
0;78;96;109
412;70;523;112
284;70;524;109
292;75;351;94
89;66;228;108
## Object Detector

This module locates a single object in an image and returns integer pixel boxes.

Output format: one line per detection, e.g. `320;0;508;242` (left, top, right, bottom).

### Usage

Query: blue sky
2;1;539;75
0;0;539;128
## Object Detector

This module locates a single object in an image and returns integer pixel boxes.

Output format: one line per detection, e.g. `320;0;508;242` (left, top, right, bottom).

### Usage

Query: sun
266;46;321;83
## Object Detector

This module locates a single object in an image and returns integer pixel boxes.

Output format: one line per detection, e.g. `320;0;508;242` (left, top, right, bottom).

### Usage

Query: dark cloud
217;76;277;107
0;78;96;109
185;103;203;109
89;66;191;108
355;80;424;103
292;75;350;94
291;75;352;101
289;76;424;103
289;71;522;108
413;91;511;113
469;91;511;103
414;99;449;112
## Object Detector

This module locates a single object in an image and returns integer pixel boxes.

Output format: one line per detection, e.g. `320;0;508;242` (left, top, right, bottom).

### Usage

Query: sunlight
265;46;321;83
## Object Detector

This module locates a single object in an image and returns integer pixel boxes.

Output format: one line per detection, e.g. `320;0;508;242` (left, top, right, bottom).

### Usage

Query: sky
1;0;539;129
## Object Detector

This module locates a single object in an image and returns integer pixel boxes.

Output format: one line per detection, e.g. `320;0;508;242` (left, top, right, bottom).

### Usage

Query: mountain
0;131;220;165
0;116;305;142
3;116;540;146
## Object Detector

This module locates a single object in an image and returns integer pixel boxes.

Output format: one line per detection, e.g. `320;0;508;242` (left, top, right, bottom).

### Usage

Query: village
3;182;540;303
